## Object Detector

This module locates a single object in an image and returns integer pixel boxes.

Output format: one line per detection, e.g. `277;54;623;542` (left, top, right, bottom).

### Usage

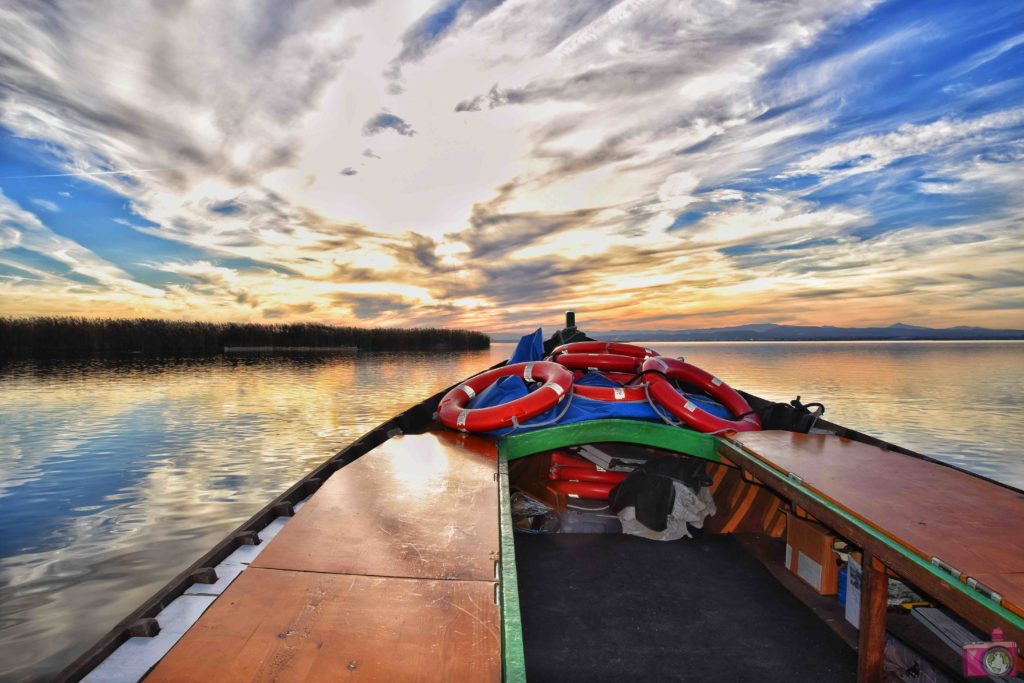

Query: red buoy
573;381;648;402
551;480;616;500
642;356;761;433
555;352;641;373
437;361;573;432
548;466;626;485
551;341;659;358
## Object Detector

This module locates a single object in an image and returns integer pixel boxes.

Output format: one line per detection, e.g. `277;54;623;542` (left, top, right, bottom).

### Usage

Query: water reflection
0;342;1021;680
645;341;1024;488
0;349;504;681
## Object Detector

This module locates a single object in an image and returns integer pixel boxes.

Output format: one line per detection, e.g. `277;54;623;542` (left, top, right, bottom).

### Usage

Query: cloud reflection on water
0;348;504;679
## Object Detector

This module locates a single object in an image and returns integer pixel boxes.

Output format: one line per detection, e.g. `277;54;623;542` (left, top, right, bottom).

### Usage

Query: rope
643;380;685;427
503;386;577;434
622;368;673;386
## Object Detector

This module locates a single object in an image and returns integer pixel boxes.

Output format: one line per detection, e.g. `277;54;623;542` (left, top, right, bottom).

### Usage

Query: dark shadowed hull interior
515;533;858;682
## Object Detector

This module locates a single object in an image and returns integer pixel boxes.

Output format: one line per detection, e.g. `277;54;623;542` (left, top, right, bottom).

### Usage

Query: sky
0;0;1022;334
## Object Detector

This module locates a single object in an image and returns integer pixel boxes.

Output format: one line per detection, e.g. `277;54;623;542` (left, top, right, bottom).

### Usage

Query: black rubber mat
514;533;857;682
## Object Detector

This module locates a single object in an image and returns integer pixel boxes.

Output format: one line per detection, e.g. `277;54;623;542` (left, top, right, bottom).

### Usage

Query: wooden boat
59;314;1024;682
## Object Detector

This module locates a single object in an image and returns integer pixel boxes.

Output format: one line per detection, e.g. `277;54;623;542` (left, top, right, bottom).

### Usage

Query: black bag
608;456;712;532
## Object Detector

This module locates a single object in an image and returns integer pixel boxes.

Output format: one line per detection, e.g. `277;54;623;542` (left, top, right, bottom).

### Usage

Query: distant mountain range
492;322;1024;343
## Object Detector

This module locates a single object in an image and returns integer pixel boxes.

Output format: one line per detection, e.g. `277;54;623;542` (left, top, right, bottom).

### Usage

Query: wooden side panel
145;568;500;683
731;432;1024;574
253;433;499;581
705;464;786;537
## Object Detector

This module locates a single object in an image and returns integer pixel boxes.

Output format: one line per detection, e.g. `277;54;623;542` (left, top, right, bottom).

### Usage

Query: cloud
455;84;520;111
786;108;1024;180
263;302;317;318
0;189;164;300
385;0;507;88
1;0;1022;331
0;0;362;194
30;198;59;212
341;293;415;320
362;111;416;137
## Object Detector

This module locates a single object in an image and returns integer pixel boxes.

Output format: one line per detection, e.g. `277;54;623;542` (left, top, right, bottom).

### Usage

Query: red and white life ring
547;450;626;499
551;341;659;358
437;361;573;432
573;377;648;402
555;352;642;374
642;356;761;433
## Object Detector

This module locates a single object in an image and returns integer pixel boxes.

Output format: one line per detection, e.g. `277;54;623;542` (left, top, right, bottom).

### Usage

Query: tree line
0;317;490;358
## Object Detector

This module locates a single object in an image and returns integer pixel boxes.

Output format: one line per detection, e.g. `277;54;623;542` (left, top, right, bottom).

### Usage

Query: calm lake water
1;340;1022;680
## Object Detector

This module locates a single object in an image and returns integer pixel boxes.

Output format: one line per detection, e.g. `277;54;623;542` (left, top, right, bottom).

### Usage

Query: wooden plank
857;552;888;683
252;432;500;581
146;568;500;682
730;432;1024;587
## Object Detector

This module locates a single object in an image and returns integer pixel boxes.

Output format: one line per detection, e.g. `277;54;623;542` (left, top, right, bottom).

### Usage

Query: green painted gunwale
498;419;720;462
497;452;526;682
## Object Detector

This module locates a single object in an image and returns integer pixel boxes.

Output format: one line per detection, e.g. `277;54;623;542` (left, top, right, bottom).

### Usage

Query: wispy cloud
0;190;165;307
29;198;59;212
0;169;161;180
785;109;1024;180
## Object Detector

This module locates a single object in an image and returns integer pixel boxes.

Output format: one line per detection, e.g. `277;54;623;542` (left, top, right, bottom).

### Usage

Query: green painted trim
497;452;526;682
498;419;720;463
718;440;1024;631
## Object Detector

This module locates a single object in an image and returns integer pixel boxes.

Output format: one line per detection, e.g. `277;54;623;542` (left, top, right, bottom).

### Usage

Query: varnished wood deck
145;433;502;682
729;431;1024;618
252;433;499;581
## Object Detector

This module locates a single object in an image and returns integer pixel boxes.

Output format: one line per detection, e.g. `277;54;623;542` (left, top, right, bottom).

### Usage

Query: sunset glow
1;1;1022;333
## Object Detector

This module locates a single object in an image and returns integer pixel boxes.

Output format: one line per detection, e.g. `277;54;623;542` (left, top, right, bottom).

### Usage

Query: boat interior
503;436;985;683
508;442;856;682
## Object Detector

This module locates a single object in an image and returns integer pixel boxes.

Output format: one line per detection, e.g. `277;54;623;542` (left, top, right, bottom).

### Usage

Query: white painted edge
86;512;297;681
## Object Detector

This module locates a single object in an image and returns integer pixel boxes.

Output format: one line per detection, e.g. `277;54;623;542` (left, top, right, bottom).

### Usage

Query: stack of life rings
437;341;762;435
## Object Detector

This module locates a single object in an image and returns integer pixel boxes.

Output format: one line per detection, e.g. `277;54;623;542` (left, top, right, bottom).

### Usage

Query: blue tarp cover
508;327;544;365
466;330;731;436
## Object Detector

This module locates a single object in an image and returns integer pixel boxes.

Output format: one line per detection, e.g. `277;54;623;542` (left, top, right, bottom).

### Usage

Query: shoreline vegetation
0;317;490;359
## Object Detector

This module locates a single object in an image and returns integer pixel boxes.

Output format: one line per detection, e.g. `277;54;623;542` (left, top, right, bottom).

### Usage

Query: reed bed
0;317;490;359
